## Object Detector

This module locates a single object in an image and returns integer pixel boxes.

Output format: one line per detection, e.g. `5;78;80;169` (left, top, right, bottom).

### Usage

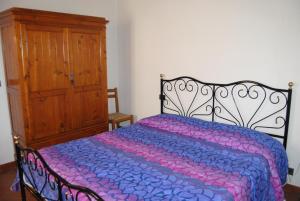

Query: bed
13;75;293;201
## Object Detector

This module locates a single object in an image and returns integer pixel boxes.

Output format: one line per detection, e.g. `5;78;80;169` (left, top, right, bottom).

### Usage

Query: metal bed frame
159;74;293;149
14;74;293;201
14;137;104;201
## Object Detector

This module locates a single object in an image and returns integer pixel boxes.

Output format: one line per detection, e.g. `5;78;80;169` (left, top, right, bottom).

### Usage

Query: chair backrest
108;88;119;113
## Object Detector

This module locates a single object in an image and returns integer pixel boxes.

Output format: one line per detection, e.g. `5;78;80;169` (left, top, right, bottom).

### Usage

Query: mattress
21;114;288;201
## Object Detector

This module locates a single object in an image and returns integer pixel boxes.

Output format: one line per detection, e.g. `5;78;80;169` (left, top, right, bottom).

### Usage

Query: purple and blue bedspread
36;114;287;201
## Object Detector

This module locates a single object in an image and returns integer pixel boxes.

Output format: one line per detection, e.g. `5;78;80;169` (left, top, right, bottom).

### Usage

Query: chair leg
130;115;134;124
112;121;116;130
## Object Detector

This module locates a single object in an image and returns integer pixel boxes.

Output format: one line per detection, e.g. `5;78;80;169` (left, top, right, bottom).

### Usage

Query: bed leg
14;136;27;201
19;177;27;201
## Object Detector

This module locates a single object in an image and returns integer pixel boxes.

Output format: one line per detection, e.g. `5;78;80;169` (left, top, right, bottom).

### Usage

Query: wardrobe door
68;28;108;129
22;24;70;142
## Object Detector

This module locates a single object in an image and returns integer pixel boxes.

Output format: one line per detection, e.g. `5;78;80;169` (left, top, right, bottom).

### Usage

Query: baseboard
0;161;16;173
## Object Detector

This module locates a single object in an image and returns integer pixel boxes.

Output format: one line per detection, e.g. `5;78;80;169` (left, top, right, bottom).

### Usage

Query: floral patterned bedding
25;114;288;201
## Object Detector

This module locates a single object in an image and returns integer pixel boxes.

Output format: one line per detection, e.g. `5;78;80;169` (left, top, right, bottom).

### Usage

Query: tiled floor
1;164;300;201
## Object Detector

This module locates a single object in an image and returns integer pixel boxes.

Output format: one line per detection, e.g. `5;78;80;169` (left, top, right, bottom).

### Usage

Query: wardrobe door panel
29;94;66;141
81;89;105;126
68;28;107;128
70;88;107;129
25;25;69;92
68;90;82;129
68;29;102;87
23;24;70;141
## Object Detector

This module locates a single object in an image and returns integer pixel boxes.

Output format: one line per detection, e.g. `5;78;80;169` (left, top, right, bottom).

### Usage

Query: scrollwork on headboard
159;74;293;149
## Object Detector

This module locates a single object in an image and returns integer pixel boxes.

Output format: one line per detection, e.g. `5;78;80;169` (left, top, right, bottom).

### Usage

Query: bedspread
31;114;288;201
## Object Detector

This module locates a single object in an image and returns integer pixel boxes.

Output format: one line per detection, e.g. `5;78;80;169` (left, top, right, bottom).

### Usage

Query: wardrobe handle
69;72;75;85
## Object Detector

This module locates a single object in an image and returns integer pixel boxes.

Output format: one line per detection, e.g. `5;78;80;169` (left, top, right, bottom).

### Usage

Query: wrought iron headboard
159;74;293;149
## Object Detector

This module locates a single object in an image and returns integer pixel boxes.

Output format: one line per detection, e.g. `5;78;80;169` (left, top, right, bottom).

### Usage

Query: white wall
117;0;300;185
1;0;300;187
0;36;14;164
0;0;119;164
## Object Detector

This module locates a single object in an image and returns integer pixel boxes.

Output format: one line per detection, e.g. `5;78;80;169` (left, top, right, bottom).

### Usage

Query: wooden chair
108;88;134;130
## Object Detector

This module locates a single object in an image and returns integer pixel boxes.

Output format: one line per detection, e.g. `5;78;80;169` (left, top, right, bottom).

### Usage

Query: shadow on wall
0;32;14;164
118;21;133;115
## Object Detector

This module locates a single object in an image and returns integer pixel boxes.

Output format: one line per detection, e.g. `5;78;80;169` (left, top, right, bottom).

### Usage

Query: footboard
13;136;104;201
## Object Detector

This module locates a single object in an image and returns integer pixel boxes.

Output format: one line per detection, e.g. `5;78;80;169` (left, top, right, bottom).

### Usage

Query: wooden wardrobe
0;8;109;148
